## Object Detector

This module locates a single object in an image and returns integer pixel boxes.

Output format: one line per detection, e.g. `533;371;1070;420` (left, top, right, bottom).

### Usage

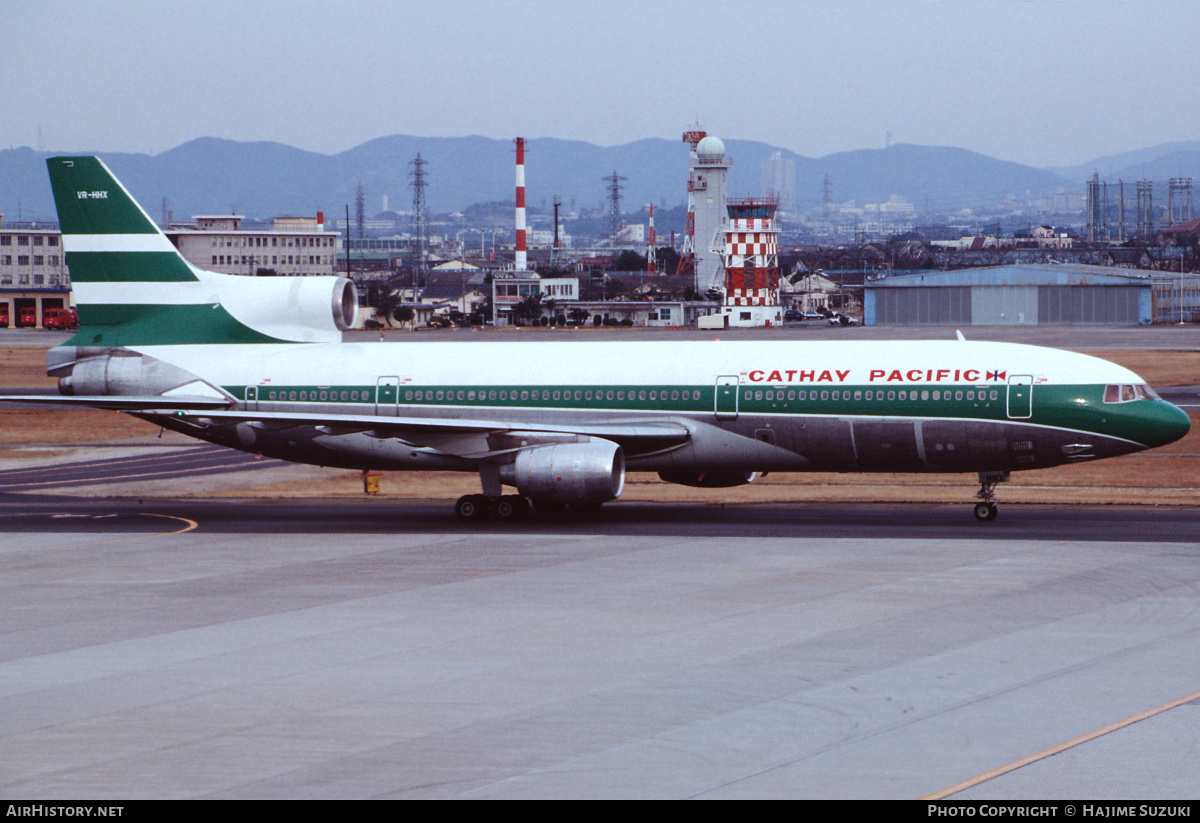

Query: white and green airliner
15;156;1192;521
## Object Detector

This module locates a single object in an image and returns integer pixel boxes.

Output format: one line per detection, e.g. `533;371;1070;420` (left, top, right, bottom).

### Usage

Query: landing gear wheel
455;494;491;521
493;495;530;522
972;502;998;522
972;471;1007;523
532;498;566;513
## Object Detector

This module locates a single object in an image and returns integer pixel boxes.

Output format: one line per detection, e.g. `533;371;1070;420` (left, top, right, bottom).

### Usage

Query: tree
372;281;404;327
612;250;647;271
513;293;543;325
393;306;415;327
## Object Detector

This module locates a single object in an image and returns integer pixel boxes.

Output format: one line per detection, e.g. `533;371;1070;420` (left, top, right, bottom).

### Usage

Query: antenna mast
603;170;627;247
409;154;429;279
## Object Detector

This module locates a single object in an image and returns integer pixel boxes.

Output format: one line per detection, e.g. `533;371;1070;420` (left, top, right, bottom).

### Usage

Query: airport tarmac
0;497;1197;799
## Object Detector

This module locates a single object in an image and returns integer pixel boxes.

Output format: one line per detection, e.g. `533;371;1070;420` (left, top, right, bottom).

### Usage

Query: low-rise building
864;264;1152;326
0;218;71;327
166;214;339;277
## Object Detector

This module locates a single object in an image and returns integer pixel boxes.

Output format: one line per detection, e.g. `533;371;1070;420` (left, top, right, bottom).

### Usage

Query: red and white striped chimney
514;137;527;271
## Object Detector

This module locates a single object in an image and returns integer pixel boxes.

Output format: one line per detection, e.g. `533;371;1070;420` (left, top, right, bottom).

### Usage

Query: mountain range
2;136;1198;224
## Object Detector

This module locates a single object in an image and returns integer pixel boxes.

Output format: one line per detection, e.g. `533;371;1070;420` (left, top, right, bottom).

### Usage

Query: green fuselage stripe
227;382;1181;447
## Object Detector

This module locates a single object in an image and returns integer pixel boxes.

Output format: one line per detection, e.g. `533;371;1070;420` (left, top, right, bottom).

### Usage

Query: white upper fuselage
135;338;1143;392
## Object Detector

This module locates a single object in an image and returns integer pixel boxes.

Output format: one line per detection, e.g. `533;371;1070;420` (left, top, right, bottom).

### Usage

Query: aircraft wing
0;394;691;459
0;394;234;410
143;407;692;460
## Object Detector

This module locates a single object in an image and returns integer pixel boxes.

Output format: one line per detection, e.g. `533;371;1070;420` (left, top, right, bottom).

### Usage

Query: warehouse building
864;264;1152;326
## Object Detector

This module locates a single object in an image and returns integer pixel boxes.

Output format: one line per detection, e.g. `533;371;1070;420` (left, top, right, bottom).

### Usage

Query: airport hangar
862;263;1153;326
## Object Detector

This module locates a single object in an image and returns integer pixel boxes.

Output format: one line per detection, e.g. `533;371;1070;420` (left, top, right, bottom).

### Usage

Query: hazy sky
4;0;1197;167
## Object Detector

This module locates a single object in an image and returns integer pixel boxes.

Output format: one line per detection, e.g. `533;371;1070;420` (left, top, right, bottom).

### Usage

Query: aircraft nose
1145;401;1191;448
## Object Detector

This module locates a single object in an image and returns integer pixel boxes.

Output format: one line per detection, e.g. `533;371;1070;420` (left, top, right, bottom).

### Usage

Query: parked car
0;305;9;327
42;307;79;330
827;312;860;327
16;306;37;327
785;309;825;322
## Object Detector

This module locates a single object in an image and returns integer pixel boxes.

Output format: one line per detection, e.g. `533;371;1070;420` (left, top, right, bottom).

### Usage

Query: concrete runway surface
0;498;1197;799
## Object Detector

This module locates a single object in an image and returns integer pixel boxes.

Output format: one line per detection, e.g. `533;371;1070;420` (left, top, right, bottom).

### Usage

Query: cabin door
715;376;739;420
376;376;400;417
1007;375;1033;419
244;385;259;411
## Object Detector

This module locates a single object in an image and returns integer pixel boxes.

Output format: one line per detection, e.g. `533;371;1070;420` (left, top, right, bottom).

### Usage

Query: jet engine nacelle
501;439;625;507
58;349;213;397
217;275;357;340
657;469;759;488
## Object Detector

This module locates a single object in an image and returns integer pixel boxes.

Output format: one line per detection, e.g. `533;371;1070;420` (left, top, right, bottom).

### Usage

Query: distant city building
491;272;580;325
526;226;573;249
166;214;339;276
0;217;71;327
761;151;796;211
0;219;67;290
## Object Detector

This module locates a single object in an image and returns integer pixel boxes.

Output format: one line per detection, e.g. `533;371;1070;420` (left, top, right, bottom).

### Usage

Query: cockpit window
1104;384;1160;403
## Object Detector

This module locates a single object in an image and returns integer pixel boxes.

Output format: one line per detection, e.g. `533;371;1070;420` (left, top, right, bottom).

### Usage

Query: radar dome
696;135;725;162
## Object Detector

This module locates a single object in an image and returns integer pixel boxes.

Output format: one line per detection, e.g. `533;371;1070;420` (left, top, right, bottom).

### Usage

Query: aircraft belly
852;419;923;470
789;417;857;469
922;420;1008;470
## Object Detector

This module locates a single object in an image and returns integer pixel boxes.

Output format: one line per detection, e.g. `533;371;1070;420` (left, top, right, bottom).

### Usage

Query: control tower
690;135;730;297
719;197;781;327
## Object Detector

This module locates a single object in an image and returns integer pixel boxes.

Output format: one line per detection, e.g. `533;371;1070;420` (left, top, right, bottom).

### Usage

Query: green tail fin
48;156;282;346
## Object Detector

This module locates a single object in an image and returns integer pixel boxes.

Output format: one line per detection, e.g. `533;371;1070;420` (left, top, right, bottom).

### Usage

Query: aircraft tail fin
47;157;352;347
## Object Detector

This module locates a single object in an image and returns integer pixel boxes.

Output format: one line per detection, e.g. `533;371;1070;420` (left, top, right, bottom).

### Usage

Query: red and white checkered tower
722;197;781;327
514;137;527;271
674;123;706;278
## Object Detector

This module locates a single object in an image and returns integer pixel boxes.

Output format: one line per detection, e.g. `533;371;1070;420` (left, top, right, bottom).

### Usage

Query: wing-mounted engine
500;438;625;508
657;469;758;488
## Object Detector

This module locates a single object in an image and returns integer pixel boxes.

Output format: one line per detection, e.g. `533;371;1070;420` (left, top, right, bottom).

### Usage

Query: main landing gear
455;494;531;522
972;471;1009;522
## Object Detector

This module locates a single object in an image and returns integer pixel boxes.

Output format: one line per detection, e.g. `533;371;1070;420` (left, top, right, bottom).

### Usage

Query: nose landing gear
973;471;1009;522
